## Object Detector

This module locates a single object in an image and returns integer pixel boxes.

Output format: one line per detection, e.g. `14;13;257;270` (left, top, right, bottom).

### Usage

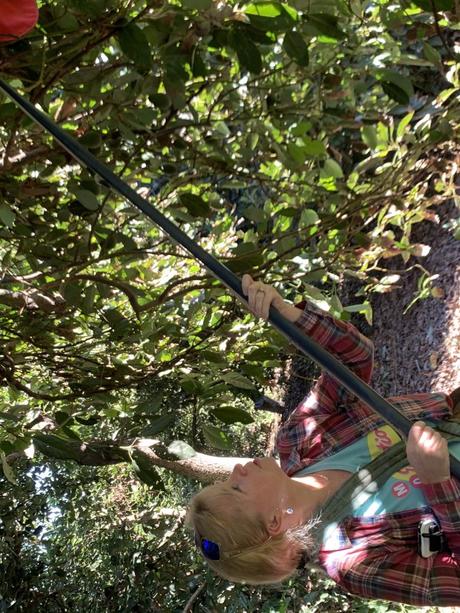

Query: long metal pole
1;78;458;478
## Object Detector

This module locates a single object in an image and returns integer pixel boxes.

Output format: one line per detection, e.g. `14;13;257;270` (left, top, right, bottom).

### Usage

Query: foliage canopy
0;0;458;608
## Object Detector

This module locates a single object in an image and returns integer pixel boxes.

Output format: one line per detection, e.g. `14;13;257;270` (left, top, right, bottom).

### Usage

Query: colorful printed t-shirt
294;422;460;519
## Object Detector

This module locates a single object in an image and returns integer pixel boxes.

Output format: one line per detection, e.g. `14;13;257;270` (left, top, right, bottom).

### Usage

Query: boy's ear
267;509;283;536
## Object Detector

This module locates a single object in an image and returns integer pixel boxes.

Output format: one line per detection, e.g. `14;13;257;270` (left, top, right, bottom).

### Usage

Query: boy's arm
276;298;375;473
242;275;373;411
290;299;374;407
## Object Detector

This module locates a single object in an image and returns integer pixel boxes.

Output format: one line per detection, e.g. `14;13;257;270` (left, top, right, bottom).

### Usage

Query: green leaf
246;1;286;17
55;410;73;426
135;396;163;414
381;82;409;105
0;441;14;455
211;406;254;425
79;131;102;149
178;193;211;217
81;285;97;315
1;452;16;485
423;42;442;67
228;30;262;74
303;283;329;304
0;205;15;227
117;24;152;69
179;376;203;395
287;142;306;166
167;440;196;460
378;70;414;104
321;158;343;179
63;283;83;307
226;253;265;273
242;205;266;223
301;138;326;157
201;383;228;399
221;372;256;390
283;31;309;66
396;111;415;141
72;0;106;17
361;125;378;150
133;108;157;126
246;346;278;361
74;415;100;426
306;14;345;40
33;434;82;462
143;414;174;436
60;425;81;441
411;0;453;10
164;54;188;84
201;350;228;364
103;309;131;338
73;189;100;211
130;450;164;488
149;93;170;109
10;437;31;453
344;302;373;325
245;2;297;31
57;13;79;31
202;424;231;450
300;208;319;226
92;393;117;406
214;121;231;138
182;0;212;8
327;294;340;313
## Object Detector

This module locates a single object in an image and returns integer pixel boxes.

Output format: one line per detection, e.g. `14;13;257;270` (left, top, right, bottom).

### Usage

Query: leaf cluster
0;0;458;606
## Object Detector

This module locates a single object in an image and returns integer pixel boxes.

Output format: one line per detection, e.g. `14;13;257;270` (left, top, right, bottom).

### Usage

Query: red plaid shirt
277;300;460;606
0;0;38;42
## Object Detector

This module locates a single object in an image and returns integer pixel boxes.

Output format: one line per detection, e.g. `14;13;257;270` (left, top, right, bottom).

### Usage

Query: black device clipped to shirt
417;519;445;558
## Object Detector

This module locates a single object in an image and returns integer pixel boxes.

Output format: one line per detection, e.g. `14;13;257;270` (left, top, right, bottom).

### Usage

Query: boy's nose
232;463;247;478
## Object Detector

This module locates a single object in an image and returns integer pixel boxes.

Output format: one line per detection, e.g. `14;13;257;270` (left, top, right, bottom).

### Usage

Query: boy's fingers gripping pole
1;78;458;480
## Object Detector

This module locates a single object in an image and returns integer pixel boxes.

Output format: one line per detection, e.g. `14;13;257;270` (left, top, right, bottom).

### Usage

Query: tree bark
9;435;251;484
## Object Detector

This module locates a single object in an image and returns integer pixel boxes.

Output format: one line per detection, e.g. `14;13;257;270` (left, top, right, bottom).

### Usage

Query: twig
429;0;455;62
0;114;20;169
183;581;206;613
74;273;141;317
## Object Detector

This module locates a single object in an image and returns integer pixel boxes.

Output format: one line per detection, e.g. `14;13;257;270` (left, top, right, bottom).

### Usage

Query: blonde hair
187;483;325;585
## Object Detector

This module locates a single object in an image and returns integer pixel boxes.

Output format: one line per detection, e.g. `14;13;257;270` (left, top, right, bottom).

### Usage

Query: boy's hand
242;274;295;321
406;421;450;484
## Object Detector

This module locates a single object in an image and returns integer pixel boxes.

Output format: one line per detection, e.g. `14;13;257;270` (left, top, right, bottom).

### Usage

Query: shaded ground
280;201;460;417
370;201;460;399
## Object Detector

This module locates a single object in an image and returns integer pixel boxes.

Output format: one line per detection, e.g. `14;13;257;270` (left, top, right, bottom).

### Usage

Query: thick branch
0;289;66;313
21;435;250;483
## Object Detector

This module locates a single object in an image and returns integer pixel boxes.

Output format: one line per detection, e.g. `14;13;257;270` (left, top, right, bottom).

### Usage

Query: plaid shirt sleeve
327;478;460;606
277;300;374;469
422;478;460;556
292;300;374;409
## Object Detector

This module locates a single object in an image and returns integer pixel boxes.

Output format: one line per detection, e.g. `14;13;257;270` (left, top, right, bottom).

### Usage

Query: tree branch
0;289;66;313
10;435;251;483
183;581;206;613
73;273;141;317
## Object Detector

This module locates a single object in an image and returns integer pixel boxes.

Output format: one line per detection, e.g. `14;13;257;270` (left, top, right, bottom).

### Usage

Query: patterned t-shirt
294;422;460;518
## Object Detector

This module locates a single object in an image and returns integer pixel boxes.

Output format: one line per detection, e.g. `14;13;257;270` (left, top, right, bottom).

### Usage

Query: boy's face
223;456;287;518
